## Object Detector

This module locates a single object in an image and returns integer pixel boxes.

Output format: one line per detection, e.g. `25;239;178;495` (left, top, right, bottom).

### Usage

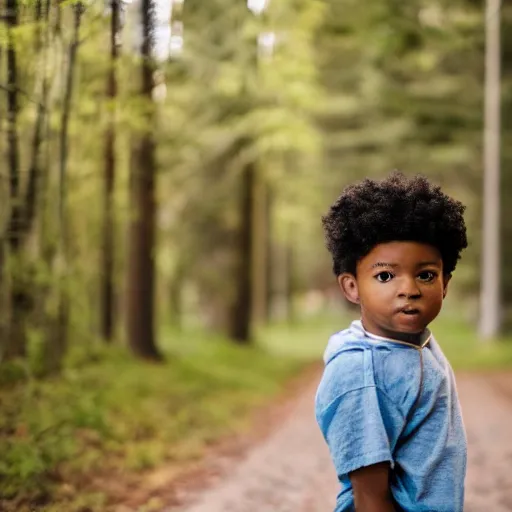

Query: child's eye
418;270;437;282
375;271;394;283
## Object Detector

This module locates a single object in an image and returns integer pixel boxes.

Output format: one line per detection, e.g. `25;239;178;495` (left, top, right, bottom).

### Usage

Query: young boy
315;172;468;512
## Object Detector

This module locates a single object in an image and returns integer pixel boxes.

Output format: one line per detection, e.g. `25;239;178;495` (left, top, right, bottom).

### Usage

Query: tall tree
101;0;123;342
3;0;24;359
480;0;502;339
51;1;84;372
230;156;256;343
2;0;52;361
126;0;162;360
501;0;512;330
228;2;263;344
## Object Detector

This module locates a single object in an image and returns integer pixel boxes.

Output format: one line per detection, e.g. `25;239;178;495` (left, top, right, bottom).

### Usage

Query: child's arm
350;462;396;512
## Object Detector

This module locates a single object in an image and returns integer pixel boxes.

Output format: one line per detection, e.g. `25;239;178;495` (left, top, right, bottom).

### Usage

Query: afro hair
322;172;468;276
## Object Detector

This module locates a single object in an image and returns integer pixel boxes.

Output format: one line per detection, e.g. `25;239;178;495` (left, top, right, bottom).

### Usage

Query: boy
315;172;468;512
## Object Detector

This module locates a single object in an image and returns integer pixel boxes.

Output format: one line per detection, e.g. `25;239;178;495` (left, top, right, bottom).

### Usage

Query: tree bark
229;159;255;344
126;0;162;360
285;236;295;324
251;173;267;326
101;0;122;343
479;0;502;339
6;0;20;217
0;45;3;350
3;0;25;360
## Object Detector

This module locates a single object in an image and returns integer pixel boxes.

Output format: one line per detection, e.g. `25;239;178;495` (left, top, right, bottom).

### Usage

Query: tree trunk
6;0;20;213
3;0;25;360
251;173;267;326
50;2;83;373
479;0;502;340
229;160;255;344
101;0;122;343
126;0;162;360
285;236;295;324
501;2;512;331
37;0;64;374
0;45;3;347
3;0;49;361
8;89;46;362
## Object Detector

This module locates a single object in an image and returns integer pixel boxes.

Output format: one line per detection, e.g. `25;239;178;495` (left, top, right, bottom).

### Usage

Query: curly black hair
322;172;468;276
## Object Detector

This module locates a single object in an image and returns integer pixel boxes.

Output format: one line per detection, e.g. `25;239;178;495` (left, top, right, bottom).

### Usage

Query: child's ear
338;273;360;304
443;274;452;299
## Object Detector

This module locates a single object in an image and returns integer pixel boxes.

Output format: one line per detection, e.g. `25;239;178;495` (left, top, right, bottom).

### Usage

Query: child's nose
398;277;422;298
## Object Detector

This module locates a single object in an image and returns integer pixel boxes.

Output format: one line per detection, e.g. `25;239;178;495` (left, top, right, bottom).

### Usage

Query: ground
161;372;512;512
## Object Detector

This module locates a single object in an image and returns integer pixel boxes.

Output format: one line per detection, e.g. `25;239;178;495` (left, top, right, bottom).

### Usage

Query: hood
323;320;366;364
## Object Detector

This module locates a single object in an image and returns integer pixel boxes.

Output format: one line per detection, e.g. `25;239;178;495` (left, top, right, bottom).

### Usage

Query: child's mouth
400;308;420;315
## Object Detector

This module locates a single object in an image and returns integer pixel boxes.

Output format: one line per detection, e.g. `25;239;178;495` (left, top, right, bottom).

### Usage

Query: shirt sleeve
316;386;400;477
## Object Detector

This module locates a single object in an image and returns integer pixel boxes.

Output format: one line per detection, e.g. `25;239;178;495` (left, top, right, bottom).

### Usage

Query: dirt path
463;373;512;512
166;372;512;512
169;374;337;512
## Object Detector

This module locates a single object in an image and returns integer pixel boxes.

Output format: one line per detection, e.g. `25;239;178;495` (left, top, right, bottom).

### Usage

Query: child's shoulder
317;326;381;406
321;326;369;377
317;324;422;411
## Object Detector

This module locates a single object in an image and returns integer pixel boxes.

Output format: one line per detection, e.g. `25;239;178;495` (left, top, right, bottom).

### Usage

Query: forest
0;0;511;510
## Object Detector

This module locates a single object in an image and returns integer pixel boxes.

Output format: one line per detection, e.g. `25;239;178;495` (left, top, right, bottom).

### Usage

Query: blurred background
0;0;510;510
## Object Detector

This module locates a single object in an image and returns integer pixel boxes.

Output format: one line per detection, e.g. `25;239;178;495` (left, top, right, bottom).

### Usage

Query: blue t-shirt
315;320;467;512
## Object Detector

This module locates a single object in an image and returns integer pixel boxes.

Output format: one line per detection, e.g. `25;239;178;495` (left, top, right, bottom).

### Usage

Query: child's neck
360;321;429;347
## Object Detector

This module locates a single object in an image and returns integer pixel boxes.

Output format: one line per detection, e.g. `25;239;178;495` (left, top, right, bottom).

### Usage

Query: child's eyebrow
371;262;398;269
371;261;442;269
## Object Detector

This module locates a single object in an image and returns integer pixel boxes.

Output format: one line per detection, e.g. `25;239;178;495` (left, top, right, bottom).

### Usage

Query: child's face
338;241;449;342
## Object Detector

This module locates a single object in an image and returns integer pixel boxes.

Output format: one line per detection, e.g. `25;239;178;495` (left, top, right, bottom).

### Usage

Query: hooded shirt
315;320;467;512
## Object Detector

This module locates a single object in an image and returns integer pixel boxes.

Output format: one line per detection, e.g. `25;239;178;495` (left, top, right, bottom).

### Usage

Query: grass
430;315;512;370
1;312;512;510
0;328;305;510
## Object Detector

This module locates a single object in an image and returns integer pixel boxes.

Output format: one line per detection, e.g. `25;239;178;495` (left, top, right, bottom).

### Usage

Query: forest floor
147;370;512;512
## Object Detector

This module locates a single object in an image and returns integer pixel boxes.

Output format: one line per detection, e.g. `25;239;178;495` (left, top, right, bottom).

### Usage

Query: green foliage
0;326;303;508
311;0;485;297
432;316;512;370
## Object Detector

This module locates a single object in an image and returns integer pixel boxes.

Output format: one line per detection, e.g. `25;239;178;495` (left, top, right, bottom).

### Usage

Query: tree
171;0;322;340
126;0;162;360
1;0;56;364
501;0;512;330
101;0;123;342
479;0;502;339
230;155;256;343
3;0;49;359
3;0;24;359
50;1;85;372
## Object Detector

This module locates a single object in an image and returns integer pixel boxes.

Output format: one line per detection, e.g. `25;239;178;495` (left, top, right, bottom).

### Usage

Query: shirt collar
352;320;432;350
